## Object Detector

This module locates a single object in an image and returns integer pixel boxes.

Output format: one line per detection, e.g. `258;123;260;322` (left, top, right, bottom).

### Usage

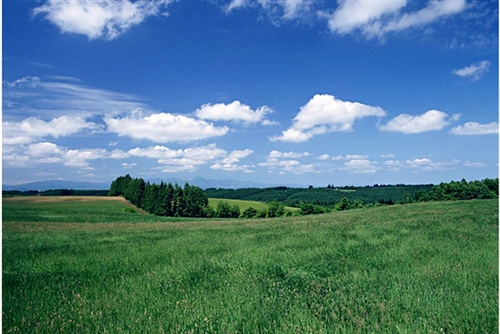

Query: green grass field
208;197;270;212
3;197;498;333
208;198;298;213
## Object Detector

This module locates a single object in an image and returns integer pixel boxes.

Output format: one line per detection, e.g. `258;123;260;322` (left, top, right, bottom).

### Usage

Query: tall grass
3;198;498;333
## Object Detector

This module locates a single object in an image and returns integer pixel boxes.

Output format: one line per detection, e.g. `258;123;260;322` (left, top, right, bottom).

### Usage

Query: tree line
109;175;209;217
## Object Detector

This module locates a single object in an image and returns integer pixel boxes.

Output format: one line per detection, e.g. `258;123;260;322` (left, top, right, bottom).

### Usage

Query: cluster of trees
109;175;209;217
424;178;497;202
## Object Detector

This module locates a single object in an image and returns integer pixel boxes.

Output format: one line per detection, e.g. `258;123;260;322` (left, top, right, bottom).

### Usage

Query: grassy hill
208;198;298;213
3;196;498;333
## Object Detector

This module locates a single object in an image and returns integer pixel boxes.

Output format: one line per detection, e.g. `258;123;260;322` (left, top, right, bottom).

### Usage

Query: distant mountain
3;180;111;191
3;177;305;192
145;176;305;189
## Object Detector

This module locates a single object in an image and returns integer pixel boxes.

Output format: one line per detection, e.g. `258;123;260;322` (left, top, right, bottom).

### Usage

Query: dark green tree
109;174;132;196
124;177;145;208
241;207;258;218
183;183;209;217
267;201;285;217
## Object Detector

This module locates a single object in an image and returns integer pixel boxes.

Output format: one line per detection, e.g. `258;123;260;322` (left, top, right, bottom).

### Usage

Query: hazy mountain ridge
3;178;306;191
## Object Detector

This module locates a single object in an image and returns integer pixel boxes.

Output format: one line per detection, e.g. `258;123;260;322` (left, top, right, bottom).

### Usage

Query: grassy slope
3;197;498;333
208;198;270;212
208;198;298;212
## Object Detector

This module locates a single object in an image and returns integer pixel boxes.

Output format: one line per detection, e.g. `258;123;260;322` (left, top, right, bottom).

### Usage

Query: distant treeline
205;184;435;206
2;189;108;197
206;178;498;208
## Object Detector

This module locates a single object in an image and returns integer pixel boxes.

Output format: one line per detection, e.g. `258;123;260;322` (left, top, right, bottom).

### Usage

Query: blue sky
3;0;498;187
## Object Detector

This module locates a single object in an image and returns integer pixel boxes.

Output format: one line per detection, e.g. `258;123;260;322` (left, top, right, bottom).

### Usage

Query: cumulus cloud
258;150;316;174
322;0;467;39
3;141;123;168
5;76;41;88
3;115;100;145
271;94;386;143
452;60;491;81
127;143;245;172
33;0;172;40
449;121;498;135
463;161;486;168
340;159;380;174
195;100;276;125
332;154;369;161
379;110;460;134
384;158;460;172
211;149;254;172
105;112;229;143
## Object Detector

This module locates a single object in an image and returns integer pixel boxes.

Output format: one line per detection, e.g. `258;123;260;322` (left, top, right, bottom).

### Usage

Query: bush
299;203;326;215
241;207;258;218
124;207;136;214
267;201;286;218
215;201;240;218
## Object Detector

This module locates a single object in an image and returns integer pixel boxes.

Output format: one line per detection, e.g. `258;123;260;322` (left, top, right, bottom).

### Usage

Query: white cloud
452;60;491;81
324;0;407;36
105;112;229;143
3;76;147;119
463;161;486;168
450;121;498;135
226;0;312;20
331;154;369;161
271;94;386;142
258;150;316;174
268;150;310;159
270;128;313;143
379;110;459;134
195;100;275;125
133;145;254;174
384;158;461;172
222;149;254;164
317;154;330;161
5;76;41;88
380;153;395;158
226;0;247;13
322;0;467;39
340;159;380;174
3;141;123;168
3;115;100;145
122;162;137;169
33;0;172;40
211;149;254;172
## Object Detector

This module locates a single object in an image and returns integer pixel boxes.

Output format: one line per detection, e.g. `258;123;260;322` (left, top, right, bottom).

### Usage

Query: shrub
241;207;258;218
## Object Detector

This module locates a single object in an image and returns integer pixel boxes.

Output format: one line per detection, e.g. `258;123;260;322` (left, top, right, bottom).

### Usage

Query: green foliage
109;176;209;218
267;201;286;218
298;203;327;215
429;178;498;201
3;199;498;333
124;207;136;214
241;206;258;218
336;197;351;211
215;201;240;218
205;184;435;206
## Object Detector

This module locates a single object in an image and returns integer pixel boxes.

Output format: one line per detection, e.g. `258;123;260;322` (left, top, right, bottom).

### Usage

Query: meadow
3;196;498;333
